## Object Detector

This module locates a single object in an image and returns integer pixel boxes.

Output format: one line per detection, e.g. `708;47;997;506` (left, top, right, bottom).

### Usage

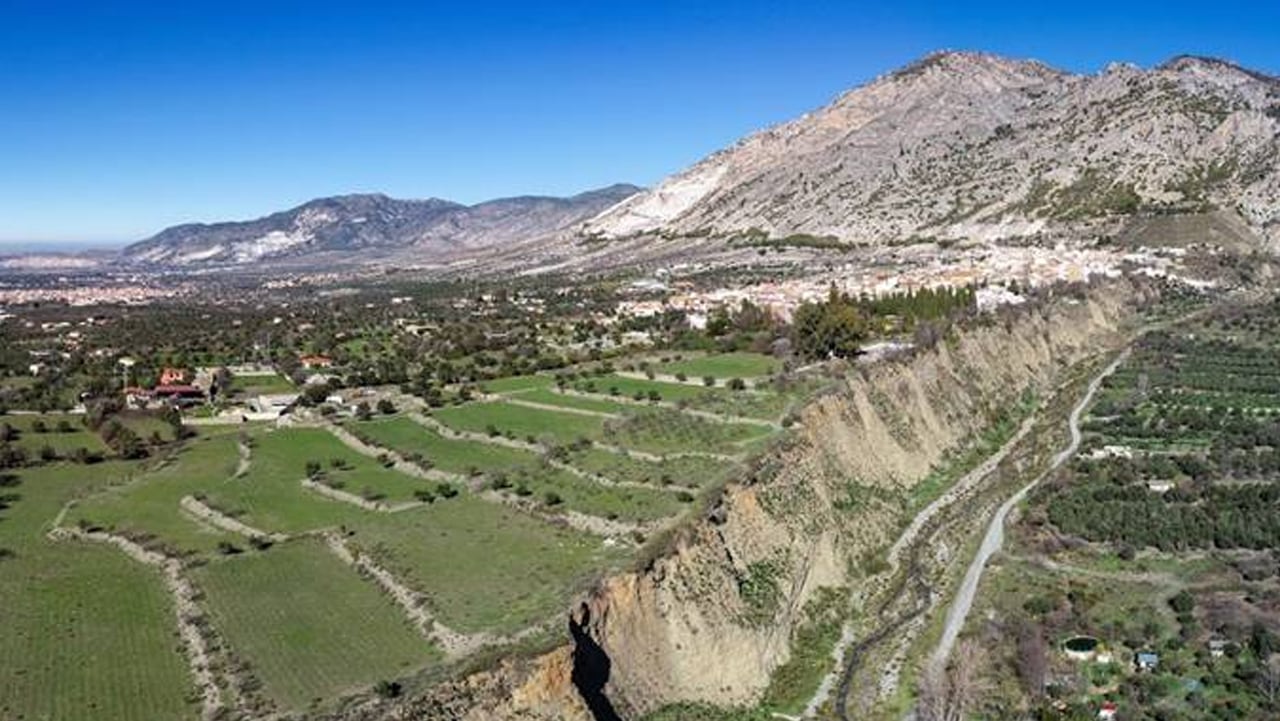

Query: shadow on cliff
570;604;623;721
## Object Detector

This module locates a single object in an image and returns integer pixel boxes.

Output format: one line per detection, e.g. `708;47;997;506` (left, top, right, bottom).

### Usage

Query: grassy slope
432;401;606;444
0;462;195;721
193;539;439;711
659;351;779;379
351;417;543;474
349;496;622;634
68;434;239;554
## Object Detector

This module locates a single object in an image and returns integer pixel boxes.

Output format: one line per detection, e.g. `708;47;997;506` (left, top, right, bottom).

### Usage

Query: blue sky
2;1;1278;245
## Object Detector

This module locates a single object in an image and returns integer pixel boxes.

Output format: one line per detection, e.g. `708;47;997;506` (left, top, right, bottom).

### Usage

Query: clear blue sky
2;0;1277;245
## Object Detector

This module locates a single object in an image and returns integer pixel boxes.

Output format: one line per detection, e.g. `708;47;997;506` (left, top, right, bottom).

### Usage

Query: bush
543;491;563;507
435;482;458;499
727;378;747;391
413;489;436;503
376;399;396;415
703;376;716;387
374;680;402;698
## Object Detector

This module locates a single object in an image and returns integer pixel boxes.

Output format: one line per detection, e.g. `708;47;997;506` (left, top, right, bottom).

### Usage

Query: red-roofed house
159;367;190;385
1098;701;1118;720
300;354;333;369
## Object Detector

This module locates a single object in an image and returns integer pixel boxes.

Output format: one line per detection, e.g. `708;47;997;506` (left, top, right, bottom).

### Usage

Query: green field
1;412;107;455
68;434;240;554
0;462;196;721
193;539;439;711
658;352;779;379
567;447;736;488
490;464;685;522
230;373;295;396
574;374;711;403
350;416;544;474
607;408;773;455
508;388;631;415
350;497;624;634
479;374;554;393
432;401;606;445
205;428;417;533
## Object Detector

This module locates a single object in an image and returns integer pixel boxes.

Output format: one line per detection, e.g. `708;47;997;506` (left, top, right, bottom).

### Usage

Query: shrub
374;680;402;698
435;482;458;499
703;376;716;387
543;491;563;507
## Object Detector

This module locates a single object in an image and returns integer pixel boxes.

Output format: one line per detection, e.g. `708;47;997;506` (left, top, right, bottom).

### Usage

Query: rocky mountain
123;184;640;266
582;52;1280;248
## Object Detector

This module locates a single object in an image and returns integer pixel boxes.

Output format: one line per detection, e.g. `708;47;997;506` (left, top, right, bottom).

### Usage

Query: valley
1;44;1279;721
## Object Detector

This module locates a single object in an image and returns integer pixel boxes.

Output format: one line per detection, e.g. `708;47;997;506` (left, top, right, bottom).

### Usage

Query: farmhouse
153;384;206;407
300;354;333;369
159;367;190;385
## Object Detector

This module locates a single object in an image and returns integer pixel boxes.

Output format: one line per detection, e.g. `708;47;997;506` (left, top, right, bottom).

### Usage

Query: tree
376;398;396;415
791;286;868;361
354;401;373;421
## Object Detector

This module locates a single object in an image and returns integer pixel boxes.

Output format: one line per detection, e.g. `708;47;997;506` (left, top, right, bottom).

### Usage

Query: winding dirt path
927;349;1129;675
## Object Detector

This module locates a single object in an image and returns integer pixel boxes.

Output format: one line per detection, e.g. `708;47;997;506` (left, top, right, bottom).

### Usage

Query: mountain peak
887;50;1065;83
583;49;1280;248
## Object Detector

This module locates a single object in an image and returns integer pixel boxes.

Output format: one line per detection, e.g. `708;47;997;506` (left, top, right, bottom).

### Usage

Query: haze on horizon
2;0;1278;246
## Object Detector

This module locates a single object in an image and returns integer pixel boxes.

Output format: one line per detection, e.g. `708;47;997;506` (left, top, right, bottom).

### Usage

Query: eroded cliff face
350;285;1140;721
567;286;1138;718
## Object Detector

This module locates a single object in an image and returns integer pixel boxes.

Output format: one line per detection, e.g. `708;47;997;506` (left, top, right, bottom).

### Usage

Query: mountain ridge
122;184;641;266
580;50;1280;250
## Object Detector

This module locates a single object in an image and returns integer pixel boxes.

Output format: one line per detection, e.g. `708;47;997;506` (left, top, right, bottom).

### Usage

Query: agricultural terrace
27;418;642;717
1;351;815;718
192;539;440;712
0;412;107;455
657;351;780;380
0;461;195;721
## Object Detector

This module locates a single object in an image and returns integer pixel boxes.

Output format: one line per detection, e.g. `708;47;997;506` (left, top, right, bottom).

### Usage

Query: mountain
582;52;1280;248
123;184;640;266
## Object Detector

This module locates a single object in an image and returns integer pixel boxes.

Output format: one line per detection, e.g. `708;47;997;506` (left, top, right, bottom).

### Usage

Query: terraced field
0;353;809;718
0;462;195;721
657;351;780;379
433;400;606;445
348;498;625;634
193;539;440;711
349;416;544;474
0;413;107;455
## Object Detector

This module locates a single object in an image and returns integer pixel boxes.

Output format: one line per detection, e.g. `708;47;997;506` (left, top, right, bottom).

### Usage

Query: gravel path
927;349;1128;675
